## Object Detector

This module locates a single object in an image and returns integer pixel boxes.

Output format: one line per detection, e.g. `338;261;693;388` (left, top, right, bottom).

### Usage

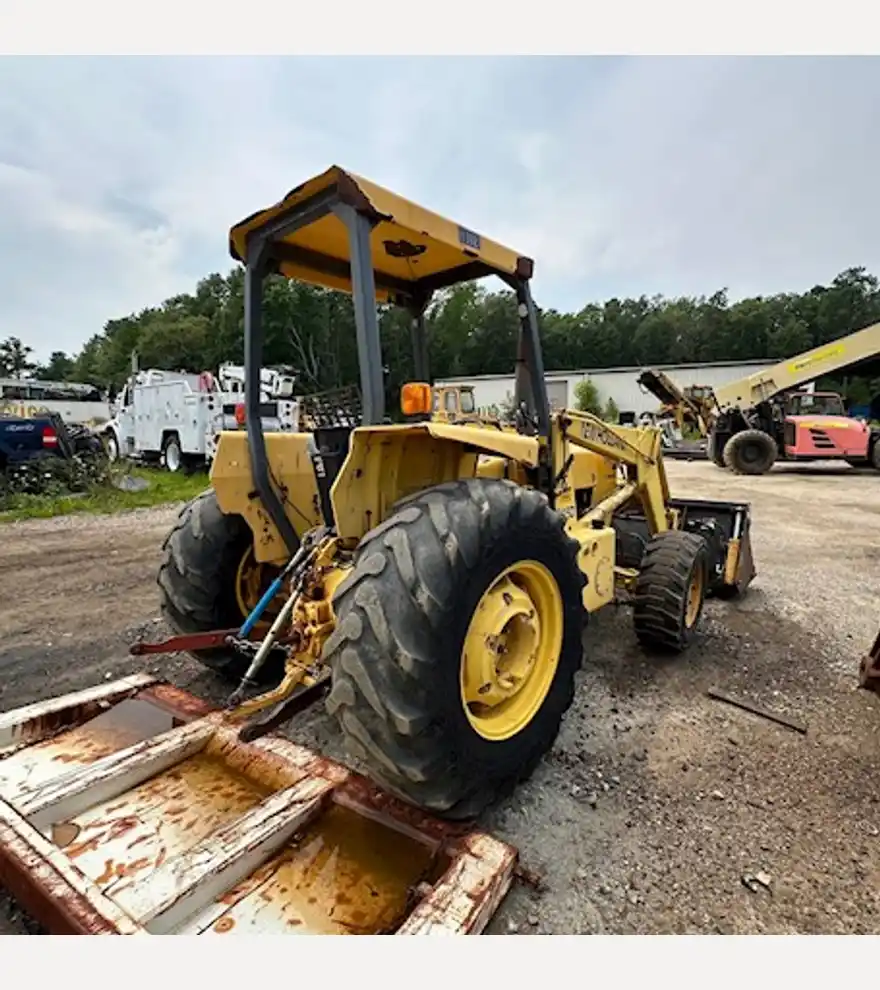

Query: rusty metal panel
0;676;517;935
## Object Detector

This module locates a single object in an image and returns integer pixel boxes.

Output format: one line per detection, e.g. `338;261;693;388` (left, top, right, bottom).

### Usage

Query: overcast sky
1;55;878;361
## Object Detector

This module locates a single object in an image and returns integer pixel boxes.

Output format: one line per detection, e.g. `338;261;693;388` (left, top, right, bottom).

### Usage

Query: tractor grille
808;428;838;451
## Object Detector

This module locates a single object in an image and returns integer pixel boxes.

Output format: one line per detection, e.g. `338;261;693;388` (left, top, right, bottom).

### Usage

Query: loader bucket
613;497;756;597
0;676;516;935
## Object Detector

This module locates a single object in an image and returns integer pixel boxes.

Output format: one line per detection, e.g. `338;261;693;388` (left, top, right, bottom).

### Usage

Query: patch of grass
0;466;210;523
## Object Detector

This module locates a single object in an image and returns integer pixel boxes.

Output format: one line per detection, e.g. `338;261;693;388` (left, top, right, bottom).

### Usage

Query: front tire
633;530;708;652
104;432;120;462
157;490;283;681
323;478;586;820
723;429;777;475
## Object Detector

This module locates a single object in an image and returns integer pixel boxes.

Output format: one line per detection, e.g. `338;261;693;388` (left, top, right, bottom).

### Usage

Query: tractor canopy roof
229;166;534;304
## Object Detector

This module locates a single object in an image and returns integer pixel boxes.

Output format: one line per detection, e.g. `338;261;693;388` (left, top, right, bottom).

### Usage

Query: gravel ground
1;460;879;935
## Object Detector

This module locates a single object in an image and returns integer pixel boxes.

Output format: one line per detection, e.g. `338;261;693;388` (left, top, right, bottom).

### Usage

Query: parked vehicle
102;365;301;472
0;410;101;472
0;378;111;426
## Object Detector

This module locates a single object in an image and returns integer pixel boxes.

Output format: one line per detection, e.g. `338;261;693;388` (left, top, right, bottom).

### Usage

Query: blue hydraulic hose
238;573;287;638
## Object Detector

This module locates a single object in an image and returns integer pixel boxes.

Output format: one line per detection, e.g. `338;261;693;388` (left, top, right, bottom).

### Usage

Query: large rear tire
633;530;708;652
323;478;586;820
723;429;777;475
157;489;284;681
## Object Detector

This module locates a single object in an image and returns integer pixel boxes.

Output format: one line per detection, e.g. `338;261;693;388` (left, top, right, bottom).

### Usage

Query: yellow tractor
155;166;756;820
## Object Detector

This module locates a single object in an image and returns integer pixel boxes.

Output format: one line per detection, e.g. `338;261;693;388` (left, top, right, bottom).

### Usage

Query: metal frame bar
410;308;431;383
243;240;300;554
502;276;551;439
333;202;386;425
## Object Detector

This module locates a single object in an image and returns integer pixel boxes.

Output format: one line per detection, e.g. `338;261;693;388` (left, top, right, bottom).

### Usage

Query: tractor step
0;675;516;935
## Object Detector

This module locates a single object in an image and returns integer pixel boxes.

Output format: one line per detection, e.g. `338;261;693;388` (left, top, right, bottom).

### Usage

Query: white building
436;359;778;418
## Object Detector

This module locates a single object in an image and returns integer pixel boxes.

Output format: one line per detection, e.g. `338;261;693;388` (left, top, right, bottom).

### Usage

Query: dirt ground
1;460;879;935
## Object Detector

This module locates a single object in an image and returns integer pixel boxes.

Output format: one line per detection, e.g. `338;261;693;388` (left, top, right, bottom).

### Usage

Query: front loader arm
554;409;673;534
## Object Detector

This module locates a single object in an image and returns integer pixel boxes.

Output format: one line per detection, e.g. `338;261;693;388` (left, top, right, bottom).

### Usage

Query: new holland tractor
155;166;756;819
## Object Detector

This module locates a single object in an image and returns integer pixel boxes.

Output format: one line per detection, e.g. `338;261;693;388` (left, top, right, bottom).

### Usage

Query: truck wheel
162;434;183;473
633;530;708;652
324;478;586;820
707;431;726;468
872;440;880;471
722;429;777;475
157;489;284;682
104;432;120;462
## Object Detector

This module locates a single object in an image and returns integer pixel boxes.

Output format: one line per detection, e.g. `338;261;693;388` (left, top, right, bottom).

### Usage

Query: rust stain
213;916;236;933
139;683;216;720
118;856;150;877
95;859;117;886
52;752;84;764
108;817;139;840
50;822;81;849
67;836;102;860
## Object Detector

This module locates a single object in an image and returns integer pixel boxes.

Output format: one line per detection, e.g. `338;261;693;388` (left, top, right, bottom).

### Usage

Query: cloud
0;55;878;362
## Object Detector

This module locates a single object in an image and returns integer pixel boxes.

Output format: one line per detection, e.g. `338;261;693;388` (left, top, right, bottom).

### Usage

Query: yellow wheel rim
684;564;704;628
460;560;564;743
234;546;282;622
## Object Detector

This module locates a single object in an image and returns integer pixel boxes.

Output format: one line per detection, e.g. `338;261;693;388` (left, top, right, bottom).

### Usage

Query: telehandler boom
640;321;880;474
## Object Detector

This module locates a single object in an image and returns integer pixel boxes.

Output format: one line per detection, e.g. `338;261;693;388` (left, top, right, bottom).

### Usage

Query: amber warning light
401;382;432;417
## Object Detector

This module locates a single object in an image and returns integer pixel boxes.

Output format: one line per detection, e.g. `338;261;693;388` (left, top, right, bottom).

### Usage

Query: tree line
4;264;880;407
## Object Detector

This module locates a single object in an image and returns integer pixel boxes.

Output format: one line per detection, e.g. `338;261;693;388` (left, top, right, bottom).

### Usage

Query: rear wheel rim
742;441;763;464
460;559;564;742
684;564;704;628
165;441;181;472
234;545;283;624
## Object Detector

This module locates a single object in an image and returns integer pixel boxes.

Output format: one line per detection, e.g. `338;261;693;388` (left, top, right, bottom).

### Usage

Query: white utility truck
102;365;301;472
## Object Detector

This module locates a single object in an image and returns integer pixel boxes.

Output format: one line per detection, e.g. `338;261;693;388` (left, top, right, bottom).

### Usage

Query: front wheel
324;478;586;820
104;432;120;462
633;530;709;652
723;429;777;475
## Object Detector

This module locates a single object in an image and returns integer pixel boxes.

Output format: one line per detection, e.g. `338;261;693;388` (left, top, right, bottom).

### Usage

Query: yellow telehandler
150;165;756;819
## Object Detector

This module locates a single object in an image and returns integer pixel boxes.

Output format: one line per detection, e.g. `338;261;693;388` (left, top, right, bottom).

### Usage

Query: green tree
573;378;602;415
603;397;620;423
0;336;35;377
15;263;880;411
33;351;75;381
